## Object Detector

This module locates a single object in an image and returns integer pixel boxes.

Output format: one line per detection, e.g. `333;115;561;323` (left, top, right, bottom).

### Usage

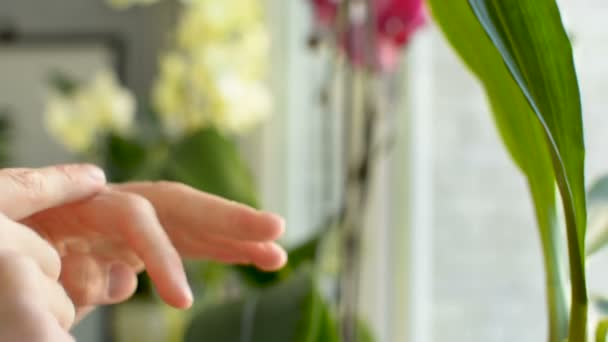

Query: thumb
60;254;138;309
0;164;106;221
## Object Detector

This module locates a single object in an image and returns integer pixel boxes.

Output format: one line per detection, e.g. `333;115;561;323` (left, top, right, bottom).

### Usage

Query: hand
0;164;182;326
24;182;287;319
0;164;107;341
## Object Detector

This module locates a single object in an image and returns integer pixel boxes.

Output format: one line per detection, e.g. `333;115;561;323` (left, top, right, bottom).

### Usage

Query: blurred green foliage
186;268;330;342
0;107;11;167
237;234;322;288
165;128;259;208
185;267;373;342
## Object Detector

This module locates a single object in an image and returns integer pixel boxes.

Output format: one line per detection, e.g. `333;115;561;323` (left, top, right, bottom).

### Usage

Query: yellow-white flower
153;53;221;137
45;70;136;153
177;0;262;51
152;0;273;138
45;94;98;154
216;75;271;134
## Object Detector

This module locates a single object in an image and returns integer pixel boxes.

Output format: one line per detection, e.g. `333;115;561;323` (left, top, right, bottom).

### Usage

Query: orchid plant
311;0;607;342
40;0;608;341
310;0;425;71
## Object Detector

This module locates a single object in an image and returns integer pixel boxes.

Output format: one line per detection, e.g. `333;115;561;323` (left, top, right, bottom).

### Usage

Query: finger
68;191;192;309
21;191;192;309
0;164;106;220
0;305;76;342
0;251;75;330
114;182;285;241
173;234;251;264
0;215;62;279
60;254;138;309
55;237;144;272
43;272;77;330
176;233;288;271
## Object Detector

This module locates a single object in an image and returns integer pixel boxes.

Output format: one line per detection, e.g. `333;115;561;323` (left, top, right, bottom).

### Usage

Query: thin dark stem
336;0;382;341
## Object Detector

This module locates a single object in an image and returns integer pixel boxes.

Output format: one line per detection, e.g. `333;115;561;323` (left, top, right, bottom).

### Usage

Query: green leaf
165;128;259;208
586;176;608;256
103;134;149;182
0;107;11;167
595;320;608;342
185;269;325;342
465;1;588;339
237;235;323;288
429;1;575;340
48;71;79;95
316;299;339;342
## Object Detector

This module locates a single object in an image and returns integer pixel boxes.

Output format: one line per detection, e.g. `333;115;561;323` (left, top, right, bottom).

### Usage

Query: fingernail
85;165;106;183
108;263;132;300
184;284;194;307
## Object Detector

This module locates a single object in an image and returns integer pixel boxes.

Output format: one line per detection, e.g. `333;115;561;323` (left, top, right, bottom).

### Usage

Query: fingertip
81;164;107;184
256;243;288;272
180;287;194;309
260;212;286;240
152;260;193;310
161;281;193;310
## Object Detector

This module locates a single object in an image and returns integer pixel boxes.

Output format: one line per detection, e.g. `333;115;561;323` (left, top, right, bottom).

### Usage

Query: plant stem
561;196;588;341
570;301;588;342
529;182;569;342
541;232;570;342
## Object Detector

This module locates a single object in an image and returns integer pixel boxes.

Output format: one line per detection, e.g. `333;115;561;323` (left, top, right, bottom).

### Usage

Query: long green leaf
429;1;568;340
596;320;608;342
466;1;587;340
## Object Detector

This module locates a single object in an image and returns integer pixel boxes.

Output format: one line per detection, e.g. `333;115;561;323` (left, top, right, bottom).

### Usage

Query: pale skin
0;164;287;342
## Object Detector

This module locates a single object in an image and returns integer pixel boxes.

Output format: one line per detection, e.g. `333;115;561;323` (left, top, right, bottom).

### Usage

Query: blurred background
1;0;608;341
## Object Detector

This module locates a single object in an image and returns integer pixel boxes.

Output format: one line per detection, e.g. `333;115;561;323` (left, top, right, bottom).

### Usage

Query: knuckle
0;253;38;293
155;180;188;192
229;205;256;229
44;245;62;280
73;283;98;307
16;316;55;342
0;251;37;277
121;193;155;215
5;169;45;195
52;165;80;184
0;222;62;280
64;258;101;306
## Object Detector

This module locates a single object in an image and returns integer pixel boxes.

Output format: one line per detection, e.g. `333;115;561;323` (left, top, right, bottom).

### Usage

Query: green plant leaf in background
165;128;259;208
104;134;149;182
596;320;608;342
592;298;608;342
429;1;574;340
185;268;337;342
48;70;80;96
586;176;608;256
237;231;324;288
0;107;11;167
466;1;587;340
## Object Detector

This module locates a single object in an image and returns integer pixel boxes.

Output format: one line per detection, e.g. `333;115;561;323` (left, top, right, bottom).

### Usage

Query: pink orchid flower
310;0;426;72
